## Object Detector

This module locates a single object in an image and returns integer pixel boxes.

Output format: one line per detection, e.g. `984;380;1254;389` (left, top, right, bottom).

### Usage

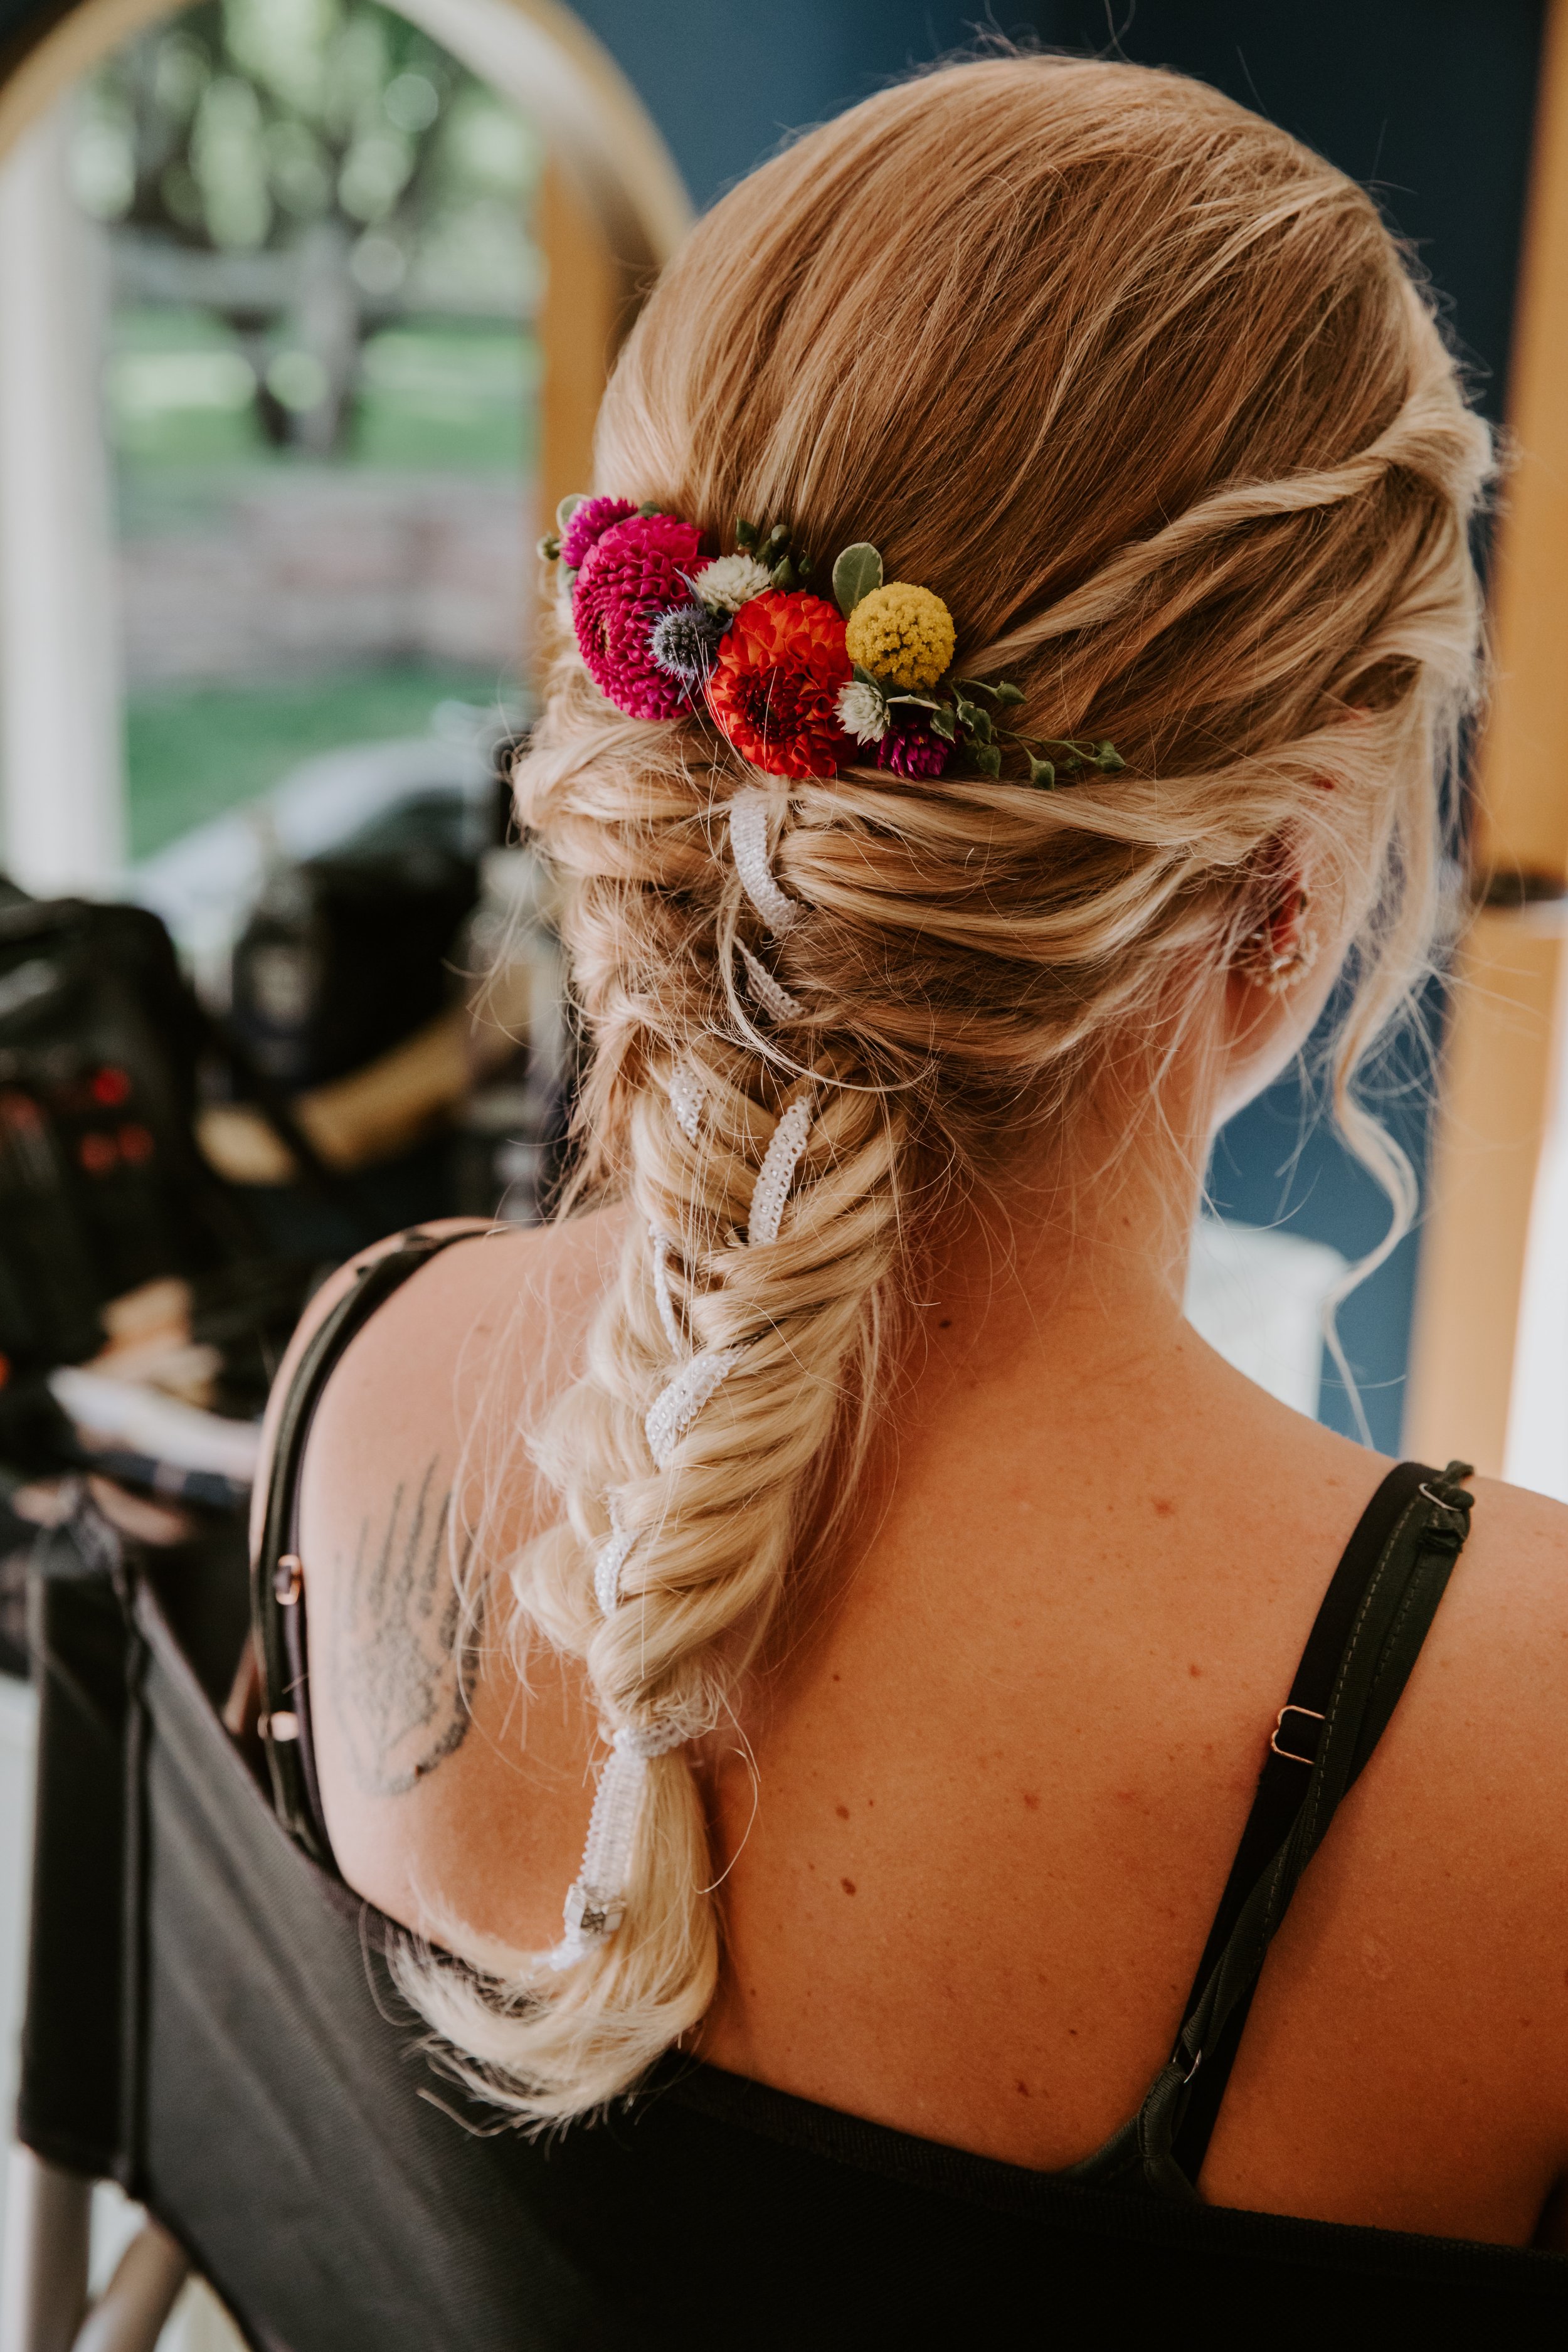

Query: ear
1236;878;1319;999
1213;843;1338;1125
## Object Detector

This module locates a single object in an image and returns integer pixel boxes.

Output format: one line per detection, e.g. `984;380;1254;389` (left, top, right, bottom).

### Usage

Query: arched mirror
0;0;686;1217
0;8;685;2339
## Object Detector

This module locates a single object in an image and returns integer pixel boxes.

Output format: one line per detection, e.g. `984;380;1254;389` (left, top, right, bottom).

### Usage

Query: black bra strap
1069;1458;1475;2201
252;1228;484;1863
1168;1458;1433;2174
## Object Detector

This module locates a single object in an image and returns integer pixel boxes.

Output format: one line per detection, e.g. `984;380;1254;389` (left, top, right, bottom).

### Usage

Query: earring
1243;887;1320;995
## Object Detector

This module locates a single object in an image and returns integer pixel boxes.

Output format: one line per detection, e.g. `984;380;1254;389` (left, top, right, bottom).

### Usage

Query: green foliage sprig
735;517;814;592
950;679;1125;787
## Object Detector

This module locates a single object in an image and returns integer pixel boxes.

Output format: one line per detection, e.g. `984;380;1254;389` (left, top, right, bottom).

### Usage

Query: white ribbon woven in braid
593;1522;635;1616
737;939;803;1022
748;1094;813;1246
728;788;797;936
644;1345;741;1469
667;1058;703;1142
559;1087;815;1952
549;1739;642;1962
643;1098;814;1456
548;1721;699;1963
649;1226;685;1357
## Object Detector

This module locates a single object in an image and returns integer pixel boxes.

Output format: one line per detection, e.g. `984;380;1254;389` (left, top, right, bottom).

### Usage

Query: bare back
282;1214;1568;2250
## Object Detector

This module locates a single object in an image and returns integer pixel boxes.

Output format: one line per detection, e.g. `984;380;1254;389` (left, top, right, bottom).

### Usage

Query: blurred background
0;2;1563;2341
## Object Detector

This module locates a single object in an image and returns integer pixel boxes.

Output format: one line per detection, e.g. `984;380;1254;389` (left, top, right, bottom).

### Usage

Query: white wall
1185;1215;1345;1419
0;97;125;896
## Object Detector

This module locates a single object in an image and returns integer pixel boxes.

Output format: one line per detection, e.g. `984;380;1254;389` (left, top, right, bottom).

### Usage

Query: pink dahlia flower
559;495;637;571
876;713;952;778
572;513;706;719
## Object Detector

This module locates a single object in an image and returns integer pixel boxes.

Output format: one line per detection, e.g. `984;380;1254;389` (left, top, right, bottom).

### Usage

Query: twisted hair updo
406;51;1491;2121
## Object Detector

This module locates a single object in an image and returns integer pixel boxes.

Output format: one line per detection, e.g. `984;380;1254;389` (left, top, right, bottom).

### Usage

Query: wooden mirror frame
1406;0;1568;1480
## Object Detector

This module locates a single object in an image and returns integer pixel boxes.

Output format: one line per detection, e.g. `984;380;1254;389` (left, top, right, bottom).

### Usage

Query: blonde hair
406;53;1491;2121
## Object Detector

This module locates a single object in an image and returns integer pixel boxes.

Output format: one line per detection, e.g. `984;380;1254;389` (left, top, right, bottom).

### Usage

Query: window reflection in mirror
60;2;549;1230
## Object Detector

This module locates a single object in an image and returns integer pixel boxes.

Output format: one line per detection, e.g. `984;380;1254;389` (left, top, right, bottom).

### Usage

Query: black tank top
250;1229;1568;2338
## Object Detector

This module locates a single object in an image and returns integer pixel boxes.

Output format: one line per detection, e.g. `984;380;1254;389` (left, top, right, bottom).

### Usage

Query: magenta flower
559;495;638;571
572;513;706;719
876;712;952;778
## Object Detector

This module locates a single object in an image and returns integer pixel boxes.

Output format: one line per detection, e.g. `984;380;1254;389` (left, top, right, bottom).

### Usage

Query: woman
255;51;1568;2330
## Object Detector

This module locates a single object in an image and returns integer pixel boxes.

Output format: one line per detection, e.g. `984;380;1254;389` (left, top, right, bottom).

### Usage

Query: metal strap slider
1269;1702;1325;1766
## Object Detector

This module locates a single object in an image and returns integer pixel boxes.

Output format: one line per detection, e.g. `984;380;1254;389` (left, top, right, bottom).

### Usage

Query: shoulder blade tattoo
330;1458;482;1798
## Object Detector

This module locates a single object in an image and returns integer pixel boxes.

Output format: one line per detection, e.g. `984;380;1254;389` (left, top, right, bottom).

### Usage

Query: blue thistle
649;600;726;685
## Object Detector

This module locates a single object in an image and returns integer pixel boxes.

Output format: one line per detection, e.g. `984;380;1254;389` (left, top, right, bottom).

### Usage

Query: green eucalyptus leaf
929;706;957;742
1028;755;1057;788
832;542;884;618
953;698;979;731
972;743;1003;779
852;662;883;691
993;681;1026;707
797;554;813;579
637;501;663;518
770;555;797;590
736;518;759;550
554;494;586;535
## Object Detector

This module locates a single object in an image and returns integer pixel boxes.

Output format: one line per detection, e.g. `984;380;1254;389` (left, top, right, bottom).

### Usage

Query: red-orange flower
706;591;853;778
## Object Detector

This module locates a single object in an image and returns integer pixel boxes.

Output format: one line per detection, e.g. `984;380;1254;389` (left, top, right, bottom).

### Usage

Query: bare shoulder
1460;1469;1568;1583
249;1217;501;1558
1377;1470;1568;2065
1434;1471;1568;1740
298;1209;623;1481
278;1210;625;1958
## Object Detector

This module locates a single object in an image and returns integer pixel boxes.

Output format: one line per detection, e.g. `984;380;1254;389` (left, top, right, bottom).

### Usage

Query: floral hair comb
541;497;1123;787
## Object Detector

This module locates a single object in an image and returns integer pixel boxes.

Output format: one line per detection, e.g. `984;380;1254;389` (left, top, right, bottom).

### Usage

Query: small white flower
837;679;889;744
691;553;774;613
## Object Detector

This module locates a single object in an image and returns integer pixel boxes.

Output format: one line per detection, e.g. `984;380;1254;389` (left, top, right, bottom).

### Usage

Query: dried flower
650;600;728;684
845;582;956;692
707;591;854;778
837;678;889;744
877;713;953;778
559;495;638;571
573;513;706;720
691;553;775;613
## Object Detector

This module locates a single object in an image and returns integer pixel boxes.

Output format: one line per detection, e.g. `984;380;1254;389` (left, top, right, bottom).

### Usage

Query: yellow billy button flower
844;582;956;692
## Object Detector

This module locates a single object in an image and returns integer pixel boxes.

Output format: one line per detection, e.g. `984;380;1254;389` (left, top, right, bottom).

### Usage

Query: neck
913;1069;1214;1405
781;1059;1226;1677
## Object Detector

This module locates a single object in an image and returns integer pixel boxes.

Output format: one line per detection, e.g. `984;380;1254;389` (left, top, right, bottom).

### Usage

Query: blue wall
570;0;1545;1451
566;3;982;211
